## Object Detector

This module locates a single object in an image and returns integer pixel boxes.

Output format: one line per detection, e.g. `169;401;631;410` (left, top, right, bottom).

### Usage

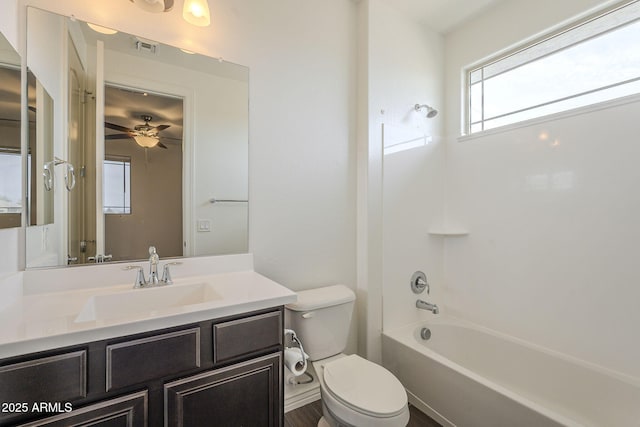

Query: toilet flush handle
302;312;315;319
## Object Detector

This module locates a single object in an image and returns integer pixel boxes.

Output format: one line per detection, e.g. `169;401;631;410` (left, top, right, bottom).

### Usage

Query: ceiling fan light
133;135;159;148
183;0;211;27
130;0;174;13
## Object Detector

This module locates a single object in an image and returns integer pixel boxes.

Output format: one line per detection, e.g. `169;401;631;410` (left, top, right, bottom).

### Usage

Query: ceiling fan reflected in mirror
105;115;171;149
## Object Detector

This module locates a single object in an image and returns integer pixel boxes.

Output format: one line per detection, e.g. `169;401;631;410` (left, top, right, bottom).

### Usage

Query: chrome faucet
125;247;182;288
148;246;160;285
416;299;439;314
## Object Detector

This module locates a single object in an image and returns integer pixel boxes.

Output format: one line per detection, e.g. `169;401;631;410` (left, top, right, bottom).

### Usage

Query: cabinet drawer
19;391;147;427
107;327;200;391
0;350;86;423
213;311;282;364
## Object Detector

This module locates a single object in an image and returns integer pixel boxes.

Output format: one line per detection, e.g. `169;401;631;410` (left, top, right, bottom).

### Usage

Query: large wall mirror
0;31;22;229
25;7;249;268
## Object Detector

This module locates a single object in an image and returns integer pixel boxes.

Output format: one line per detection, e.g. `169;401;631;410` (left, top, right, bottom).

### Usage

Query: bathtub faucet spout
416;299;439;314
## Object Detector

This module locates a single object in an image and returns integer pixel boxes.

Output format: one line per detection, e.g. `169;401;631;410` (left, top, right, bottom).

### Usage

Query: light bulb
190;3;204;17
183;0;211;26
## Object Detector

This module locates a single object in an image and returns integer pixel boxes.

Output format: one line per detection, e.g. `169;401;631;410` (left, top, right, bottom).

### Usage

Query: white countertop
0;255;297;359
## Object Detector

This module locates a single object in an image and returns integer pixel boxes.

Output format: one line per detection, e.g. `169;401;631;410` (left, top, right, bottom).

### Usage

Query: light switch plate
197;219;211;232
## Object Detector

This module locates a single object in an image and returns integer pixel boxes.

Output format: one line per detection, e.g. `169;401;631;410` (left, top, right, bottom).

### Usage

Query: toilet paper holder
284;329;313;384
284;329;306;369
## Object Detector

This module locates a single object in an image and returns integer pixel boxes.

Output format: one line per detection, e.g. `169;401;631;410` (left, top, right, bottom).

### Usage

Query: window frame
103;156;132;215
464;0;640;136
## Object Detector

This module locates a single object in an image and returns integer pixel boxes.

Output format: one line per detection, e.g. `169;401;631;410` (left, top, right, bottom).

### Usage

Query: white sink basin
75;282;224;323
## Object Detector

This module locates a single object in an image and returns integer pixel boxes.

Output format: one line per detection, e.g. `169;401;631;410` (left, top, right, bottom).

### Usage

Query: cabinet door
165;353;282;427
18;391;147;427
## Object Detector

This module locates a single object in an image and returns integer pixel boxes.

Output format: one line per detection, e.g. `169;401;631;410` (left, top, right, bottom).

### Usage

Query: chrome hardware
88;254;113;263
44;157;76;192
411;271;429;294
124;265;147;288
420;327;432;340
414;104;438;118
127;248;179;288
416;299;439;314
148;246;159;285
64;162;76;191
161;261;182;285
67;255;78;264
209;198;248;204
43;163;53;191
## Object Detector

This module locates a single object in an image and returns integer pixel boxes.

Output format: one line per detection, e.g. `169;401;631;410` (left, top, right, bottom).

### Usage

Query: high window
467;1;640;134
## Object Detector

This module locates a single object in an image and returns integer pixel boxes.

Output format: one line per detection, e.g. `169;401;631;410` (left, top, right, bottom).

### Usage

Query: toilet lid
323;355;407;417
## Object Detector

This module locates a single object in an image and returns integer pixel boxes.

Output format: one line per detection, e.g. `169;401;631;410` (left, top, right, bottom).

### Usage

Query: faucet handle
124;265;147;288
411;271;429;294
161;262;182;285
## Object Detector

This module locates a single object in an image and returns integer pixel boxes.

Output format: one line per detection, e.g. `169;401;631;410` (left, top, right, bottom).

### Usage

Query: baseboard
284;388;321;413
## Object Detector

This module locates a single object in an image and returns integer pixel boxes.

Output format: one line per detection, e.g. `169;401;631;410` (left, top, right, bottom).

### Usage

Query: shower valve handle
411;271;429;294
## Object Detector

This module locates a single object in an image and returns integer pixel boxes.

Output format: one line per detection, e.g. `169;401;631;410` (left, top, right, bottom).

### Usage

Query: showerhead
414;103;438;118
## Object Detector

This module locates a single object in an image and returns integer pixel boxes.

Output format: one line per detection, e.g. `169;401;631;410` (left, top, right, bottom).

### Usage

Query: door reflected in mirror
0;31;22;229
24;7;249;269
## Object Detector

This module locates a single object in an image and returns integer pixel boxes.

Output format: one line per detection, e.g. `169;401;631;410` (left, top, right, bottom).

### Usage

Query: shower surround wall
369;0;446;340
443;0;640;379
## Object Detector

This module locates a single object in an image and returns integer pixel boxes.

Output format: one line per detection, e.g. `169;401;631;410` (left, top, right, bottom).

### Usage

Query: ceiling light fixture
130;0;174;13
133;135;160;148
87;23;118;35
183;0;211;27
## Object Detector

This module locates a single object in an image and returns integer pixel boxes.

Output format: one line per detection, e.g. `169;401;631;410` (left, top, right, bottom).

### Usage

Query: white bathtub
382;317;640;427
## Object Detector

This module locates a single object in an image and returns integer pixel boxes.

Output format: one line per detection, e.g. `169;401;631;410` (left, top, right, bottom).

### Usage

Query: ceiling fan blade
105;121;135;133
105;134;134;140
155;124;171;131
160;136;182;142
157;142;168;149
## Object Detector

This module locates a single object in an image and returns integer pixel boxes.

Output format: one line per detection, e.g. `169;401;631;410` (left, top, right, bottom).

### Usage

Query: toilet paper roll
284;347;308;376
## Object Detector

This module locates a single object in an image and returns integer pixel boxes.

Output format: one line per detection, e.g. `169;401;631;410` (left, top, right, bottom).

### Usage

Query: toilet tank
285;285;355;361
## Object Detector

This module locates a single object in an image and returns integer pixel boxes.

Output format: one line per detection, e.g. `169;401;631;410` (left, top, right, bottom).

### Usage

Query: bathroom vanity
0;255;296;427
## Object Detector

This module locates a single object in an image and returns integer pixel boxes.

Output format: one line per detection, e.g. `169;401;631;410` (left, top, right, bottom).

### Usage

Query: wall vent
134;37;158;54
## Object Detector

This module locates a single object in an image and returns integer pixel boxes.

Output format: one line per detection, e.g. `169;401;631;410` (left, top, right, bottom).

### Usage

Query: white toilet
286;285;410;427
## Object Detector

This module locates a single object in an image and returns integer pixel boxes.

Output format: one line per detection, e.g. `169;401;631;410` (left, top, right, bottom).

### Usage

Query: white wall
444;0;640;379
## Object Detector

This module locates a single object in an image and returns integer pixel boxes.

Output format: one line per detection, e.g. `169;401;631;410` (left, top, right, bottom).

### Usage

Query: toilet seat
323;354;407;418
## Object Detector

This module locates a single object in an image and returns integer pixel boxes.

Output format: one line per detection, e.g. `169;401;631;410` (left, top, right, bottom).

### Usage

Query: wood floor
284;400;441;427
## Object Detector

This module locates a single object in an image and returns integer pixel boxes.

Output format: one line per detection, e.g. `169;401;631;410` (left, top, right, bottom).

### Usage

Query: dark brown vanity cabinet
19;391;148;427
0;307;284;427
165;353;281;426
